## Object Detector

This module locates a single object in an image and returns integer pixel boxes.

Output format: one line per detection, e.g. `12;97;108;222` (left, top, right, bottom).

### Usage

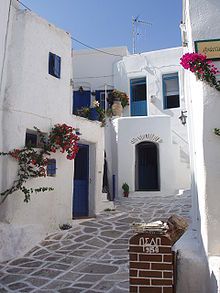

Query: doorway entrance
73;144;89;218
135;142;160;191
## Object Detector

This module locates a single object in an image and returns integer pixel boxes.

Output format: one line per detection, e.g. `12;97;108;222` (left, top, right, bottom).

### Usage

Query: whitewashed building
111;48;190;197
0;0;112;260
72;47;191;199
179;0;220;291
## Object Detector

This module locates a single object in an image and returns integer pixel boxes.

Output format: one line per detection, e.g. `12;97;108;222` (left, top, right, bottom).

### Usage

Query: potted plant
122;183;129;197
108;90;129;107
77;107;90;119
107;90;129;117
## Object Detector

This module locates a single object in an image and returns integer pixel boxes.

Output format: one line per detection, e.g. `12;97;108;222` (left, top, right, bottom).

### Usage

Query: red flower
51;147;56;153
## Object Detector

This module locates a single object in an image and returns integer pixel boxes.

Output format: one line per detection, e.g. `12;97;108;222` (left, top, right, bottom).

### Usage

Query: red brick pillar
129;233;176;293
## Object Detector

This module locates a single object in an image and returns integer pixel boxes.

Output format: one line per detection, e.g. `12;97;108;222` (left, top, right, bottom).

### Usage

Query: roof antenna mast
132;16;152;54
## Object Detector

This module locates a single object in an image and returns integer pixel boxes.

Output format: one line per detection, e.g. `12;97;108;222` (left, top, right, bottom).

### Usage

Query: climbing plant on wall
180;52;220;91
181;53;220;137
214;128;220;137
0;124;79;204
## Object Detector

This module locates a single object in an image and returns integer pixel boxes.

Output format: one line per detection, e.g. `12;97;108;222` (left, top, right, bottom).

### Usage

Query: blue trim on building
162;73;179;109
130;78;147;116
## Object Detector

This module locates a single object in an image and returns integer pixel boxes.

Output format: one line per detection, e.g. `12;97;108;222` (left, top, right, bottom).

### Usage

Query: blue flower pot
89;108;99;121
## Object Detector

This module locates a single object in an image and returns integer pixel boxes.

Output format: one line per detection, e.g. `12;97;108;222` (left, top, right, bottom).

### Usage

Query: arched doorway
135;142;160;191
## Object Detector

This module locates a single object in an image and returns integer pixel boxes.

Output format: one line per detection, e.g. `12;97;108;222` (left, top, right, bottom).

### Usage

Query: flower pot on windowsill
89;107;99;121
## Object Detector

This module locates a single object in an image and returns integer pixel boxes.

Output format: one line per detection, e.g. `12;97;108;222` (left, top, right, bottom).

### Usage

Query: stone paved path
0;192;191;292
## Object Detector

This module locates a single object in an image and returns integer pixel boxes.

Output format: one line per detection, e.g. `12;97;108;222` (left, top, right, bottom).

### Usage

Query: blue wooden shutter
54;55;61;78
130;78;147;116
47;159;56;176
49;52;61;79
163;78;168;109
49;52;54;76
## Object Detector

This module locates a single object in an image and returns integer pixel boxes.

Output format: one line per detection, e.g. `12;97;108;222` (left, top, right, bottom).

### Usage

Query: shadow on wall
211;272;218;293
151;96;174;117
105;119;118;201
176;174;215;292
202;90;220;292
180;148;190;166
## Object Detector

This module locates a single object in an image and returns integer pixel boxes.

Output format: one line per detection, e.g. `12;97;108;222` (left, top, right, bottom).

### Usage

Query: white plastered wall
181;0;220;291
72;47;128;95
0;7;106;260
113;116;179;197
184;0;220;257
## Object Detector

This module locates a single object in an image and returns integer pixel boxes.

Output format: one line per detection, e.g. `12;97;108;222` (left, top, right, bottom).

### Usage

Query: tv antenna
132;16;152;54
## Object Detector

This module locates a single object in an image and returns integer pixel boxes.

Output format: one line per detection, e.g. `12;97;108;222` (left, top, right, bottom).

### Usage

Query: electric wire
17;0;124;57
73;74;114;79
17;0;31;11
71;37;124;57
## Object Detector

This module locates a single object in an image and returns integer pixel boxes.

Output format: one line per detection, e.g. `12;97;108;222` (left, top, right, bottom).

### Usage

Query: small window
95;90;111;110
163;73;180;109
25;131;37;147
25;129;47;148
47;159;56;176
49;52;61;78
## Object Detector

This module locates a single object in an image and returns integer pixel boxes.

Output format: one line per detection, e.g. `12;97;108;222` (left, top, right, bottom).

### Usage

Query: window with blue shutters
49;52;61;79
47;159;56;176
162;73;180;109
130;78;147;116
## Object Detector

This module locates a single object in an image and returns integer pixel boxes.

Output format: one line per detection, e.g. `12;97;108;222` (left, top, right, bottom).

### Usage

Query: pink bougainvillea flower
180;52;220;92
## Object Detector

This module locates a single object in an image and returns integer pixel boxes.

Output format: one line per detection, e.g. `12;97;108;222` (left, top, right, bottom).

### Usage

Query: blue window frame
47;159;56;176
162;73;180;109
49;52;61;78
130;78;147;116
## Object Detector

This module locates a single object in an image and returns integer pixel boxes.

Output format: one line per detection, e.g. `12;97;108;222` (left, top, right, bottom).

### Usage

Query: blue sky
20;0;182;53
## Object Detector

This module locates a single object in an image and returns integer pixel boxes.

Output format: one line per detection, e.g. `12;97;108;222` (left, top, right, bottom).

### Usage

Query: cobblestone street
0;193;191;293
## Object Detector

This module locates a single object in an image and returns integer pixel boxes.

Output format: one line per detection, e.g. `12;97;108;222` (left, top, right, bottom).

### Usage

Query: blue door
73;144;89;218
130;78;147;116
135;142;160;191
72;90;91;114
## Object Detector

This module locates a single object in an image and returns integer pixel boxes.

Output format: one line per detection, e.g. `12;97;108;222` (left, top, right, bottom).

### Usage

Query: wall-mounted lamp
179;110;187;125
70;79;74;87
150;95;157;103
75;128;82;136
79;86;84;92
